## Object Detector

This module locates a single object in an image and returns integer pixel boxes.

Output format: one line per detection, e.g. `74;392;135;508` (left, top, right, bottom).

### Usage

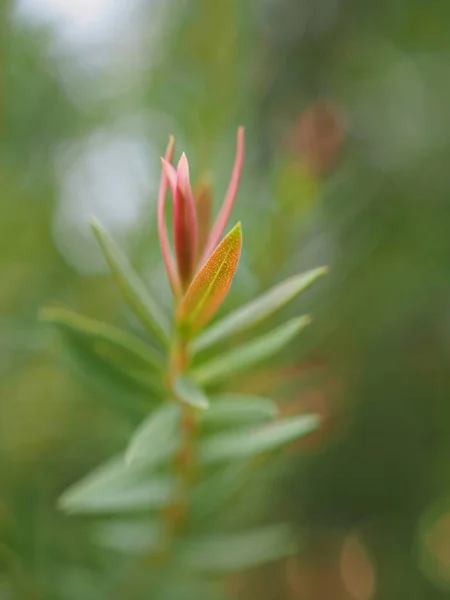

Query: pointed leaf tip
173;152;198;289
176;223;242;336
200;413;320;464
176;153;194;208
202;394;278;426
174;376;209;410
126;403;181;467
179;524;296;573
192;314;312;386
177;152;189;172
58;455;177;514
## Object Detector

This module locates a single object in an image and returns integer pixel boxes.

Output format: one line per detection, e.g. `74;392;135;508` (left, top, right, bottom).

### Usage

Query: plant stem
167;336;196;534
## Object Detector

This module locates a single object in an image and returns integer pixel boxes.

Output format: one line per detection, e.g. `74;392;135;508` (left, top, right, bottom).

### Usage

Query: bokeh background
2;0;450;598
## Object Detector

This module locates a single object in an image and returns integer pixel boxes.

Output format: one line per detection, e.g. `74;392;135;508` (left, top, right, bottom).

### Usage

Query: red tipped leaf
202;127;245;261
173;153;198;288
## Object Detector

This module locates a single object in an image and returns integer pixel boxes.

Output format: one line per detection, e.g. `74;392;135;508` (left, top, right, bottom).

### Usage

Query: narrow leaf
90;217;170;345
192;315;312;386
60;478;176;514
178;524;297;573
172;154;199;288
201;395;278;427
126;403;182;467
57;350;153;417
40;306;164;394
177;223;242;336
174;376;209;410
158;136;182;297
192;463;251;521
200;413;320;464
58;455;177;514
202;127;245;261
92;520;165;555
192;267;327;353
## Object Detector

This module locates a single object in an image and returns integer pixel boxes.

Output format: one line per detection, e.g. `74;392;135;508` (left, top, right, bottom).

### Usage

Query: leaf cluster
40;157;326;597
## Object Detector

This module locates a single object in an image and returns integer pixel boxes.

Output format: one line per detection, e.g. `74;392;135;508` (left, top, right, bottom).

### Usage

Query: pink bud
201;127;245;262
173;153;199;289
176;154;192;199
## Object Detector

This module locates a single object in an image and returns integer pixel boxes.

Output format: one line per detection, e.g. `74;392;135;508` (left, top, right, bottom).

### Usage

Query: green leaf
40;307;165;397
174;376;209;410
192;267;327;353
200;414;319;464
56;343;161;418
192;463;251;521
191;315;312;386
90;217;170;345
201;395;278;427
58;455;177;514
92;520;165;554
177;223;242;337
178;524;297;572
126;403;182;467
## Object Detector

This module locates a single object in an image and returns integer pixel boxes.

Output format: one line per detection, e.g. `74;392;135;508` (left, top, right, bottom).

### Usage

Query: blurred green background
2;0;450;598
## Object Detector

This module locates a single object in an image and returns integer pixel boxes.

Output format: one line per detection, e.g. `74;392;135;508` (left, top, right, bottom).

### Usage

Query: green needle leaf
178;524;298;572
92;520;165;555
177;223;242;337
58;455;177;514
40;306;164;394
174;376;209;410
191;315;312;386
192;463;251;521
90;217;170;346
192;266;327;353
200;413;320;464
126;403;182;467
201;395;278;427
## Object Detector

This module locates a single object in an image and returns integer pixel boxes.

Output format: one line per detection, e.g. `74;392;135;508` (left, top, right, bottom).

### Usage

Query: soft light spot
418;504;450;591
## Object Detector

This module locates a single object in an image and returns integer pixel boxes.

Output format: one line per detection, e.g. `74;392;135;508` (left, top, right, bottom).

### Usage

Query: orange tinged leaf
176;223;242;336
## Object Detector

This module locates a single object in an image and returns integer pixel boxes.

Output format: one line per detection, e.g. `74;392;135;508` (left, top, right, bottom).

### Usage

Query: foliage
40;129;325;597
4;0;450;598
